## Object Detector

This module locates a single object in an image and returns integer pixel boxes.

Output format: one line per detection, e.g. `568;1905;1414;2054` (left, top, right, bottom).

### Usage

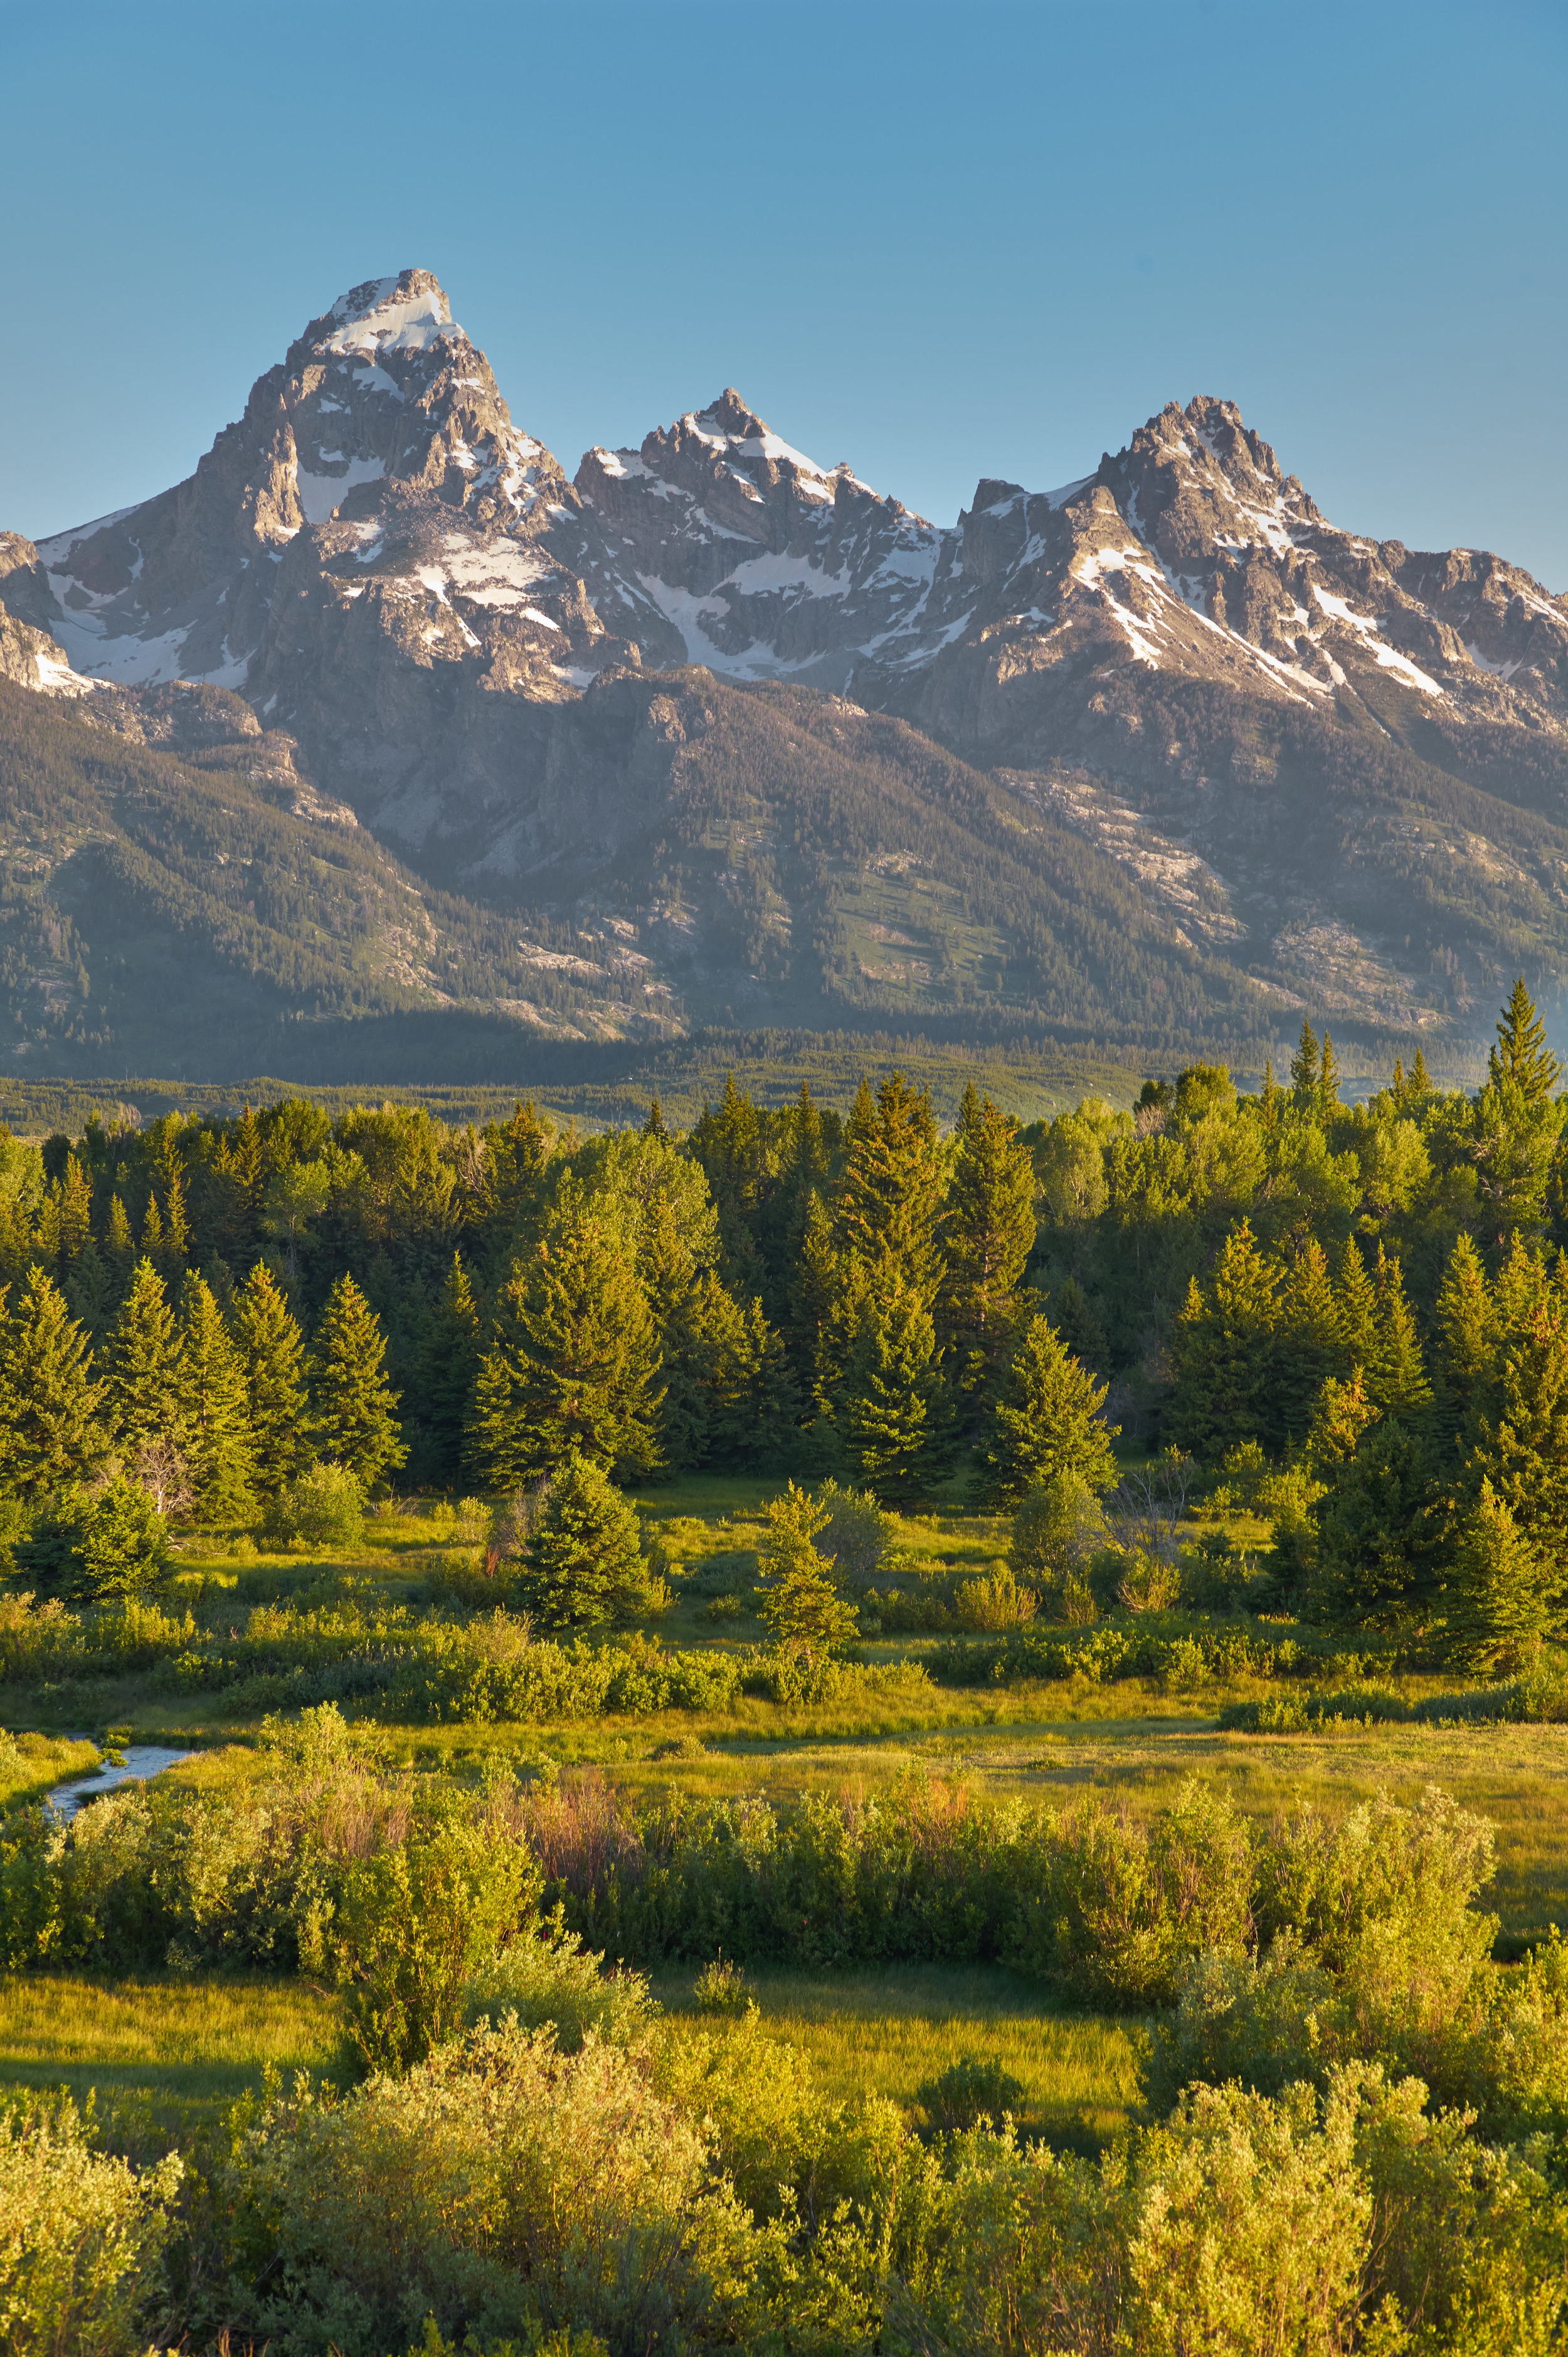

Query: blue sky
3;0;1564;585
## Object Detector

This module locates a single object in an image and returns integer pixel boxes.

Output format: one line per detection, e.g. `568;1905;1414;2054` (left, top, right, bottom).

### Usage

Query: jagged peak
314;269;462;358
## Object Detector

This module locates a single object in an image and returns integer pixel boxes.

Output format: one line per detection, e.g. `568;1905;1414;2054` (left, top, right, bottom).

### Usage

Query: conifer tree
477;1099;554;1262
1289;1019;1320;1103
309;1274;408;1491
1410;1048;1431;1098
833;1072;946;1306
938;1083;1038;1399
106;1194;134;1272
1490;977;1562;1106
0;1269;109;1496
515;1449;654;1631
233;1262;310;1498
140;1195;164;1257
417;1253;482;1486
1272;1236;1344;1445
1305;1368;1378;1477
838;1277;943;1501
1336;1240;1379;1371
177;1274;256;1524
1168;1220;1278;1455
466;1184;662;1487
1365;1246;1433;1417
1481;1295;1568;1569
1318;1031;1341;1114
753;1481;859;1659
105;1258;186;1456
1434;1233;1498;1422
982;1313;1118;1505
1442;1477;1553;1670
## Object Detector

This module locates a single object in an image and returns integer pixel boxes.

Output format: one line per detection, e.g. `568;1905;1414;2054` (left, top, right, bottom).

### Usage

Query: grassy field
3;1480;1564;2154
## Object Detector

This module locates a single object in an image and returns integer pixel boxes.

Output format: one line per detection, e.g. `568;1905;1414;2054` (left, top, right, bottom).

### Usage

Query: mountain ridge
3;266;1567;1077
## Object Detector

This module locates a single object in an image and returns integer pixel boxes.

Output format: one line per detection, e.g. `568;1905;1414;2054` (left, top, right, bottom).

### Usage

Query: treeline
1;977;1566;1659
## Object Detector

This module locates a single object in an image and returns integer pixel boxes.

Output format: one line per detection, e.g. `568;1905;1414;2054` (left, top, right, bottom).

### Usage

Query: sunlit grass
654;1961;1142;2150
0;1728;100;1806
0;1972;343;2139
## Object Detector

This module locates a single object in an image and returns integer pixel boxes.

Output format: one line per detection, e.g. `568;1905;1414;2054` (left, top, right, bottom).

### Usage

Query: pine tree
105;1258;187;1455
642;1095;669;1141
0;1269;109;1496
1289;1019;1320;1102
1434;1233;1498;1423
1490;977;1562;1107
105;1194;134;1275
982;1313;1119;1506
177;1274;256;1524
1365;1246;1433;1417
1410;1048;1431;1098
233;1262;310;1498
938;1083;1038;1399
417;1253;482;1486
476;1099;555;1267
1442;1477;1553;1671
1483;1296;1568;1569
1167;1220;1279;1456
1305;1368;1378;1477
833;1072;946;1306
838;1277;943;1501
140;1195;164;1258
514;1450;654;1631
1272;1236;1345;1446
1336;1240;1379;1371
309;1274;408;1491
753;1482;859;1659
466;1185;662;1487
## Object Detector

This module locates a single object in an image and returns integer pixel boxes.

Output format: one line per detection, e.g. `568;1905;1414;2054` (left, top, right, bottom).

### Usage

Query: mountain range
2;265;1566;1082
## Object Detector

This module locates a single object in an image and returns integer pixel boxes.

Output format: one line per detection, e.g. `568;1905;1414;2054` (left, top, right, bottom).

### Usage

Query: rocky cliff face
6;270;1568;1065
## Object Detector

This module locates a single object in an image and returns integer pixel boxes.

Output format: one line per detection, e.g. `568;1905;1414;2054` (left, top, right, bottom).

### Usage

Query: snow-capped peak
322;269;460;356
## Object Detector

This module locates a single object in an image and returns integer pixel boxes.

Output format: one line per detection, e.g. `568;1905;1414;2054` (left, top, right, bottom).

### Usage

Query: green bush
330;1819;544;2076
14;1479;169;1604
916;2055;1026;2134
463;1915;654;2054
263;1460;366;1550
812;1478;899;1587
0;2095;183;2357
692;1954;753;2016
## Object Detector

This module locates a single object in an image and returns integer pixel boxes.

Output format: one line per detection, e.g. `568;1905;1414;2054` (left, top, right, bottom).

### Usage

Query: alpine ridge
3;266;1568;1077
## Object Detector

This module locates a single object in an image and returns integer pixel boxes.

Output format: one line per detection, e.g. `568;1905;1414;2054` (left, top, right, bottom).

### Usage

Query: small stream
46;1745;196;1822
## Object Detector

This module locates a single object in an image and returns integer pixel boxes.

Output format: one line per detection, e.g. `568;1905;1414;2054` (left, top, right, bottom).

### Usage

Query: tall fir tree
981;1313;1119;1505
1441;1477;1554;1670
752;1482;859;1659
837;1277;943;1501
1434;1232;1498;1427
1271;1235;1345;1446
0;1269;108;1496
1490;977;1563;1106
938;1083;1038;1401
1168;1220;1279;1456
416;1253;483;1486
105;1258;187;1456
177;1275;256;1524
233;1262;310;1498
466;1183;662;1487
1365;1246;1433;1417
832;1072;946;1306
1289;1019;1320;1104
309;1274;408;1490
1336;1240;1379;1371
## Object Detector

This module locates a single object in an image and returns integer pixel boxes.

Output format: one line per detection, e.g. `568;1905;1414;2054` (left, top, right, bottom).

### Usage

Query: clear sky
2;0;1564;586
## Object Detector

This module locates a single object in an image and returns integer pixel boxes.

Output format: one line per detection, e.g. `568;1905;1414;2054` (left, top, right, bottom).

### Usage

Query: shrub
692;1955;753;2016
951;1563;1039;1631
263;1461;366;1550
15;1479;169;1604
1010;1471;1103;1604
1115;1547;1182;1614
330;1819;544;2075
812;1479;899;1588
223;2019;745;2357
917;2055;1026;2134
0;2096;183;2357
464;1916;654;2053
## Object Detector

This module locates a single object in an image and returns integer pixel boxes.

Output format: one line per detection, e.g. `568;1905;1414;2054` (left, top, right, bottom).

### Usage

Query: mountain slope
4;268;1568;1073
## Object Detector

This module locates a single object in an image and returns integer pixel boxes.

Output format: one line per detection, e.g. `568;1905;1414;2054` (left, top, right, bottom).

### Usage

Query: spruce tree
177;1274;256;1524
309;1274;408;1490
1442;1477;1553;1671
1167;1220;1279;1457
466;1184;662;1487
105;1258;187;1456
1434;1233;1498;1424
515;1449;654;1631
832;1072;946;1306
1336;1240;1379;1371
0;1269;109;1496
1272;1236;1344;1447
838;1278;942;1501
233;1262;310;1498
982;1314;1118;1506
939;1083;1038;1400
416;1253;482;1486
1490;977;1562;1106
1365;1246;1433;1417
753;1481;859;1659
1289;1019;1320;1102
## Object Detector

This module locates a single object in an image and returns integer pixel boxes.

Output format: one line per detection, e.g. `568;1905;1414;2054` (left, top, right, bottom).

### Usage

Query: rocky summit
2;267;1567;1075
